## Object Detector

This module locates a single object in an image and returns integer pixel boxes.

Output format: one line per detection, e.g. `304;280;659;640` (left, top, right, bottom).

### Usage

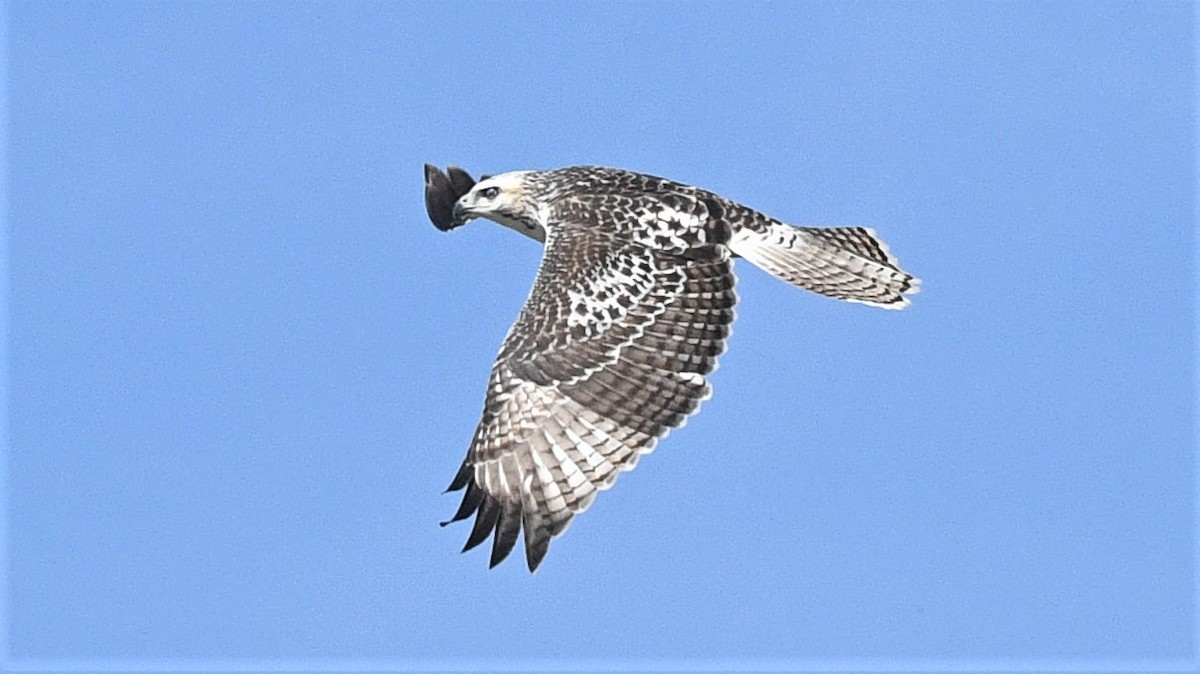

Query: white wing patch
565;286;624;333
636;205;707;250
564;261;655;337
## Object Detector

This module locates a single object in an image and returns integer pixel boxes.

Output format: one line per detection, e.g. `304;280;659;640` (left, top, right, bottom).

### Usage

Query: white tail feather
730;223;920;309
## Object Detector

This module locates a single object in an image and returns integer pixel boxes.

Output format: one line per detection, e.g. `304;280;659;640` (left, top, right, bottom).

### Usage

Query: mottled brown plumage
426;164;919;571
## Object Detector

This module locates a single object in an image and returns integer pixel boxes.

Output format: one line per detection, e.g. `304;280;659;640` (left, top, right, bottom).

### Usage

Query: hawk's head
453;171;546;242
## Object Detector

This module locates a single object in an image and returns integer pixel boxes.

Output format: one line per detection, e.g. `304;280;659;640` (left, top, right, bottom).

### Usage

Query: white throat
489;212;546;243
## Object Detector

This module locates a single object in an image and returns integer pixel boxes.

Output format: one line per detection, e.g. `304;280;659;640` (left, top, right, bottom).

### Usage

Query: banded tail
730;223;920;309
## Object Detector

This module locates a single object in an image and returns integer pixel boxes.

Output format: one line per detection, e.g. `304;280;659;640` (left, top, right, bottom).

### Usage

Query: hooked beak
451;197;473;226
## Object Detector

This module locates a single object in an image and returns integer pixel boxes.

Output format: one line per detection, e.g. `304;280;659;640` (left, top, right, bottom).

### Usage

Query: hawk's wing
443;197;736;571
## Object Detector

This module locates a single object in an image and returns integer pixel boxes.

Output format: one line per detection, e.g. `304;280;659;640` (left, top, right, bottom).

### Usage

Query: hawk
424;164;920;571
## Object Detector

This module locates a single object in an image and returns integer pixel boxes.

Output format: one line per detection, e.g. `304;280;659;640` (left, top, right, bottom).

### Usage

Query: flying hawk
424;164;920;572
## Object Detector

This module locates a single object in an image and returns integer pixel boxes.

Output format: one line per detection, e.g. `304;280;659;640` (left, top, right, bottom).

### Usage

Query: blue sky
5;1;1194;670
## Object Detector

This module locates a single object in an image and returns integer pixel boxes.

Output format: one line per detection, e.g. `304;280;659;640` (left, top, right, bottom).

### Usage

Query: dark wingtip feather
440;481;483;527
488;503;521;568
523;522;550;573
462;497;499;553
518;487;550;572
444;461;471;493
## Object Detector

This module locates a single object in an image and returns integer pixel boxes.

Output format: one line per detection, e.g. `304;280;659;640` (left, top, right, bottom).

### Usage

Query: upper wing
443;196;736;571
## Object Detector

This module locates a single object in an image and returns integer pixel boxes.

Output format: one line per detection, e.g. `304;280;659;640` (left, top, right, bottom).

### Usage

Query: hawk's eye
481;187;501;200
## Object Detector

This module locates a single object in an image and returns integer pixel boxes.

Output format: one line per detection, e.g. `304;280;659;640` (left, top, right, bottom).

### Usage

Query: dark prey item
424;164;477;230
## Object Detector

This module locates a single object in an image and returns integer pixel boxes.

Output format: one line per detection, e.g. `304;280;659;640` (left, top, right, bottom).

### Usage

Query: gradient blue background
6;1;1194;668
